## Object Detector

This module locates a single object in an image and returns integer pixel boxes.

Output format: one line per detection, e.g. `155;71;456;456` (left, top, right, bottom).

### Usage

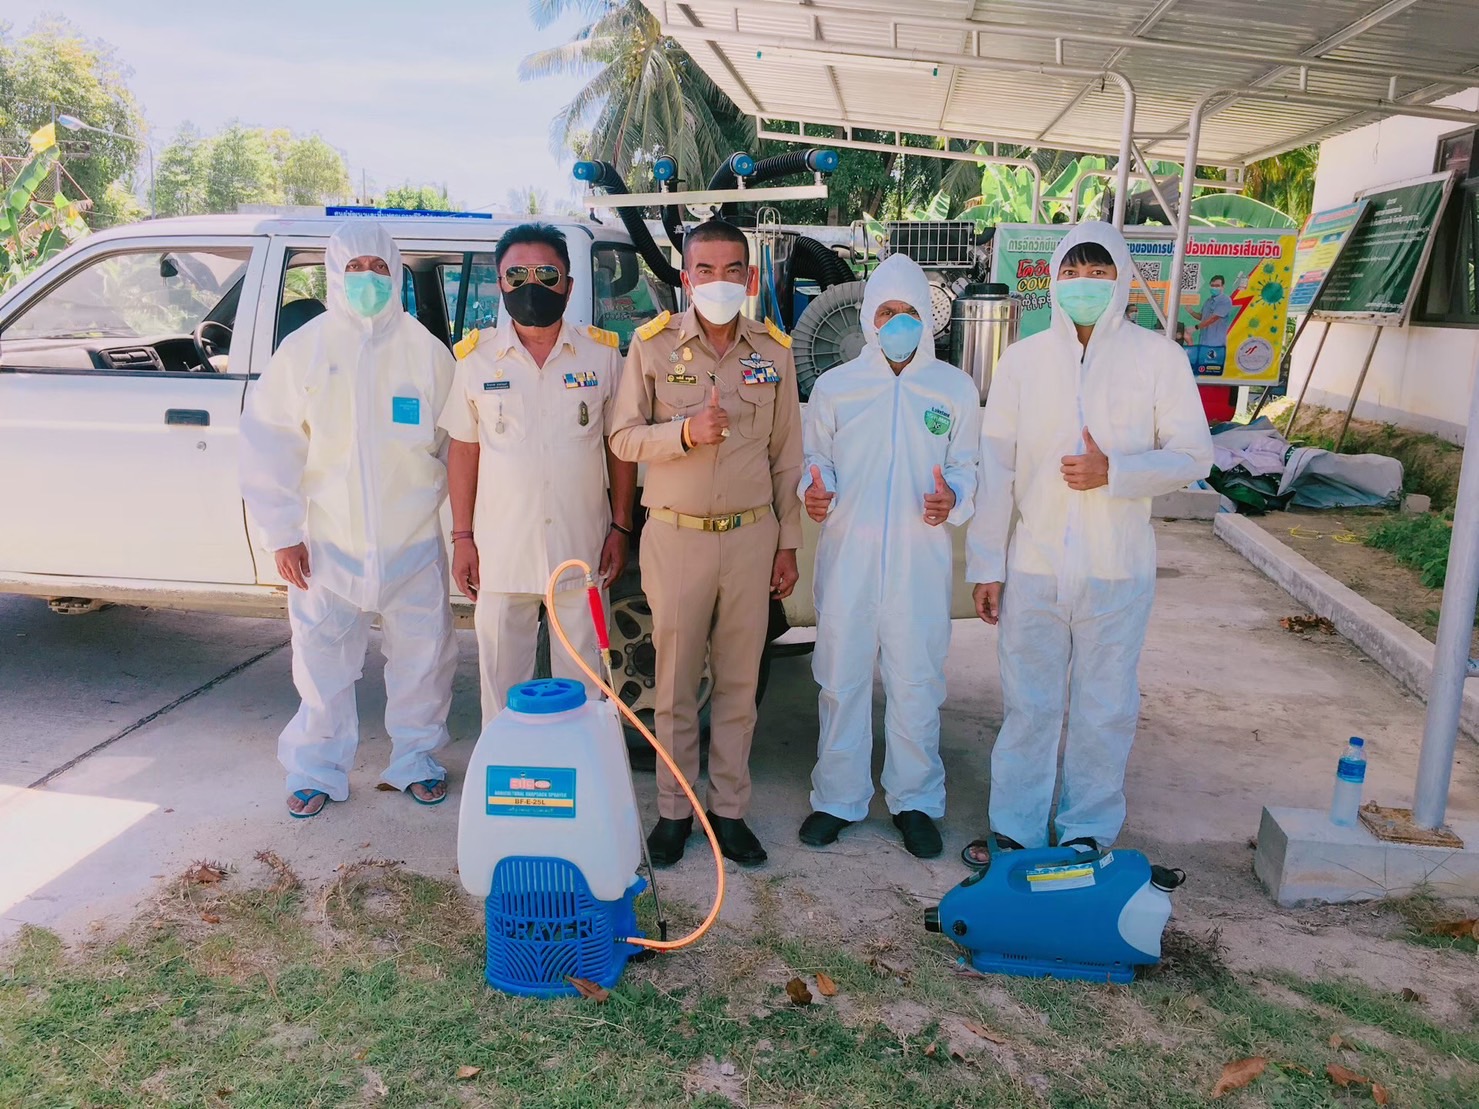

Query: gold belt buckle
712;514;733;533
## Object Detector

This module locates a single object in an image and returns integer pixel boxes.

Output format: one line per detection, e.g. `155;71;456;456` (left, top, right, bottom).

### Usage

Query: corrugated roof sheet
643;0;1479;166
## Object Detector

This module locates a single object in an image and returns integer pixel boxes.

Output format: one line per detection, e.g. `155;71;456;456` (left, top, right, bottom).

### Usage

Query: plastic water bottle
1329;737;1366;827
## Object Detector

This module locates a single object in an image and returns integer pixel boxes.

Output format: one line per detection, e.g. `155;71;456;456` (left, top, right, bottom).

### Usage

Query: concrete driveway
5;520;1478;963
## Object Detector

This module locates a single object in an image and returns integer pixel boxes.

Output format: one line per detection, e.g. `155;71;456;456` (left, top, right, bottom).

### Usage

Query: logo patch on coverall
923;405;952;435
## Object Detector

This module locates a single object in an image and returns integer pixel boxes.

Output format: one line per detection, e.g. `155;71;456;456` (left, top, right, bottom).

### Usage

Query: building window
1416;127;1479;326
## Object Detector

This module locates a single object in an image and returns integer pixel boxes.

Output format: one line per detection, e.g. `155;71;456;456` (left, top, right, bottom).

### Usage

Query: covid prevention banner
1289;201;1368;314
991;224;1297;384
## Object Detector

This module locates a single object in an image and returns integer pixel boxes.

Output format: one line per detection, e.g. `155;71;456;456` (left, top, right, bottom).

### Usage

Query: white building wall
1291;90;1479;444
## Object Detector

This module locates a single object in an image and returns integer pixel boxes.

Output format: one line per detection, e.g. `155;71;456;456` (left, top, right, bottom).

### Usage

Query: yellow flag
30;123;57;154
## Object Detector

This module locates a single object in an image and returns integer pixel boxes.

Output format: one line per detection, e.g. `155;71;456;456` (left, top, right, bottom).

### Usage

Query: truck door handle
166;408;210;426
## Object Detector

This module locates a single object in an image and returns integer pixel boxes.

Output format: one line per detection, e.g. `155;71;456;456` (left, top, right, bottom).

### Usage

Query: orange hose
544;558;726;951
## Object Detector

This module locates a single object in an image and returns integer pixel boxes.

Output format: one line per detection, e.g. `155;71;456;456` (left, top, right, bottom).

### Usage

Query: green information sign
1312;172;1455;325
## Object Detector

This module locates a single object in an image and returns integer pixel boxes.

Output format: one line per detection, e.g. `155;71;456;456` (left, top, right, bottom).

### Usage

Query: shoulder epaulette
635;311;672;342
764;317;792;349
586;324;621;348
453;328;480;360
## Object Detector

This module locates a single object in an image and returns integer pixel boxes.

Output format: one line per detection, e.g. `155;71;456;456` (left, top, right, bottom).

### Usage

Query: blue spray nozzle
572;161;602;183
729;152;756;178
653;156;678;182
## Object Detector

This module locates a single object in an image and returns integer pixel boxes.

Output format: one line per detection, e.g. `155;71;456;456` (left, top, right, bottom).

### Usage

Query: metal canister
948;282;1019;404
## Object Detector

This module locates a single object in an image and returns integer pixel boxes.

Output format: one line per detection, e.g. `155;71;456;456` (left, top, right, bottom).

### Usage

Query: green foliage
0;124;92;292
1189;192;1297;229
380;183;453;211
1366;511;1454;589
0;17;143;228
1244;144;1318;228
155;123;352;216
521;1;752;189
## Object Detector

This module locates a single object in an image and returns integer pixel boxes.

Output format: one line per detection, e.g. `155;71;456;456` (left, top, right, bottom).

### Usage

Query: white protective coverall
240;221;458;800
803;254;982;822
966;221;1213;847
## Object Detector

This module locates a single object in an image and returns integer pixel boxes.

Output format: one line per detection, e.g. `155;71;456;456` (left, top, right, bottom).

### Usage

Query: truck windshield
4;248;249;340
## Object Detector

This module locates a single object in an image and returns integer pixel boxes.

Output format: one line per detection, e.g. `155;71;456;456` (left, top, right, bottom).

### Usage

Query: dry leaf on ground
374;782;398;791
455;1065;481;1080
963;1021;1008;1045
1373;1082;1391;1105
1212;1057;1268;1098
924;1042;938;1057
566;977;610;1003
1329;1033;1345;1049
184;861;226;884
814;971;838;997
1280;614;1336;635
201;913;222;925
1327;1062;1372;1088
1400;987;1424;1003
785;977;814;1006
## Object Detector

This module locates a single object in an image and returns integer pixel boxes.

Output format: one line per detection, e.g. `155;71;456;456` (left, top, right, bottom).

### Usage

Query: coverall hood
325;220;404;331
861;254;935;357
1048;221;1133;345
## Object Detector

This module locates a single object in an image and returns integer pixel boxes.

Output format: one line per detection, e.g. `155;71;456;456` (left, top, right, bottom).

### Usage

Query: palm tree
1243;145;1318;227
520;1;752;186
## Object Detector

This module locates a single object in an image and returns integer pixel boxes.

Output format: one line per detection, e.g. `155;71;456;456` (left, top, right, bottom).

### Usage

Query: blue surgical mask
344;271;394;318
878;313;925;362
1056;278;1116;326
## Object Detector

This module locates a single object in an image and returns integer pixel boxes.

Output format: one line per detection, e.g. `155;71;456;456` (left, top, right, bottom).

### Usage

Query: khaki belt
648;505;771;533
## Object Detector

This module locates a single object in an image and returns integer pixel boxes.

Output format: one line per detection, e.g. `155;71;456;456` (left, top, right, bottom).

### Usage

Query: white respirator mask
688;280;748;325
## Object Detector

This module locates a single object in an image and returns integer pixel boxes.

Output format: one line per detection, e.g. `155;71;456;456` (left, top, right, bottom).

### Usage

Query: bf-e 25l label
486;766;576;819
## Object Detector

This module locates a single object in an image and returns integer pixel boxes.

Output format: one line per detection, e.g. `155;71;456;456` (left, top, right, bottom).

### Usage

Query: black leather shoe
706;812;768;867
892;810;943;859
798;811;853;847
646;816;693;867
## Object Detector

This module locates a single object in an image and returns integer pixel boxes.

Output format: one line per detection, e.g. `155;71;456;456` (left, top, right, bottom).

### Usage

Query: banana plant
1;124;93;293
1187;192;1297;229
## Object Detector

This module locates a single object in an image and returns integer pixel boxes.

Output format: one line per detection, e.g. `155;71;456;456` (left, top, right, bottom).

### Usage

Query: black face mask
503;282;568;328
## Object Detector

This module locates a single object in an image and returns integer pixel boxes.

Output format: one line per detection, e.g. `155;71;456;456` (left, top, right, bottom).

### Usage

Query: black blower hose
587;161;683;287
710;149;833;219
778;236;856;328
660;201;685;254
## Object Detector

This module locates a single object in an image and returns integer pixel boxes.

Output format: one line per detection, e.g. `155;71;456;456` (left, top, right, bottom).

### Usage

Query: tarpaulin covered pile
1208;418;1403;514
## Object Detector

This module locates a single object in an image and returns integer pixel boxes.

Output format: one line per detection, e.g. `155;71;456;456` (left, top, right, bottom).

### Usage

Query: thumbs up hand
685;381;731;446
804;463;836;522
1060;426;1110;491
922;464;955;526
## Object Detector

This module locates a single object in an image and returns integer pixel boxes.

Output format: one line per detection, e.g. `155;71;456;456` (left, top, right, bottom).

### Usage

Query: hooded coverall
966;222;1214;848
239;221;458;800
804;255;982;822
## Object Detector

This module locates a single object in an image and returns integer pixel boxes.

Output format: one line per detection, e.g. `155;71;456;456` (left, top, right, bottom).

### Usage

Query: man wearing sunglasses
438;223;637;725
609;218;804;869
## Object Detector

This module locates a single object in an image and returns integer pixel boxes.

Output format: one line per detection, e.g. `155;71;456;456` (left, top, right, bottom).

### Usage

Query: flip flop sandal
405;778;447;806
288;789;329;819
960;833;1024;869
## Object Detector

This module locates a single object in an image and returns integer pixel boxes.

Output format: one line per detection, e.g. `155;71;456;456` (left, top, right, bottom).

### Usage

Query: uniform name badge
667;372;698;384
924;405;952;436
483;380;511;391
391;396;420;424
564;371;598;389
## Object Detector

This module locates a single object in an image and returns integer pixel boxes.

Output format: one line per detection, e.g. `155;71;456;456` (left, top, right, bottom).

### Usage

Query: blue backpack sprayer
926;846;1186;983
457;560;728;997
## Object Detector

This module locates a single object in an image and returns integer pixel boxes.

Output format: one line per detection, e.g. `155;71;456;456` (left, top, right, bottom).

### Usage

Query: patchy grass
4;860;1479;1108
1380;887;1479;956
1365;511;1455;589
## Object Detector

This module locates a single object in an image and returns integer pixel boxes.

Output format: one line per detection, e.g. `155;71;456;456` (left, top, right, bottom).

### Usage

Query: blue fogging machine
926;847;1186;983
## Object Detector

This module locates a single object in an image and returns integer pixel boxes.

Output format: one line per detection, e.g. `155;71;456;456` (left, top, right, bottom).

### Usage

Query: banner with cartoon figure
991;224;1297;384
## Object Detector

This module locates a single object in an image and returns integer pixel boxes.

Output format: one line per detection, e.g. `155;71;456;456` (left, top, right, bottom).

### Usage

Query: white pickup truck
0;212;981;721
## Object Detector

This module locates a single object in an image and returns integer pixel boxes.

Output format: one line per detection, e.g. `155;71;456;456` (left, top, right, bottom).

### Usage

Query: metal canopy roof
643;0;1479;168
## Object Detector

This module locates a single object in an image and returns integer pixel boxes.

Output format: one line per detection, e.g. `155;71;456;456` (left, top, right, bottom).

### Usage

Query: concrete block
1402;493;1432;515
1254;806;1479;906
1153;486;1220;520
1215;513;1479;740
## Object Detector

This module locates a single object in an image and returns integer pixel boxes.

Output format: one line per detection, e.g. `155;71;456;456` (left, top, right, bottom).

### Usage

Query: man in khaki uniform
609;219;803;867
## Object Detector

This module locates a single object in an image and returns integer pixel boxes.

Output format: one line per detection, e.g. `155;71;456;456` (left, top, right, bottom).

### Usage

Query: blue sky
5;0;594;210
